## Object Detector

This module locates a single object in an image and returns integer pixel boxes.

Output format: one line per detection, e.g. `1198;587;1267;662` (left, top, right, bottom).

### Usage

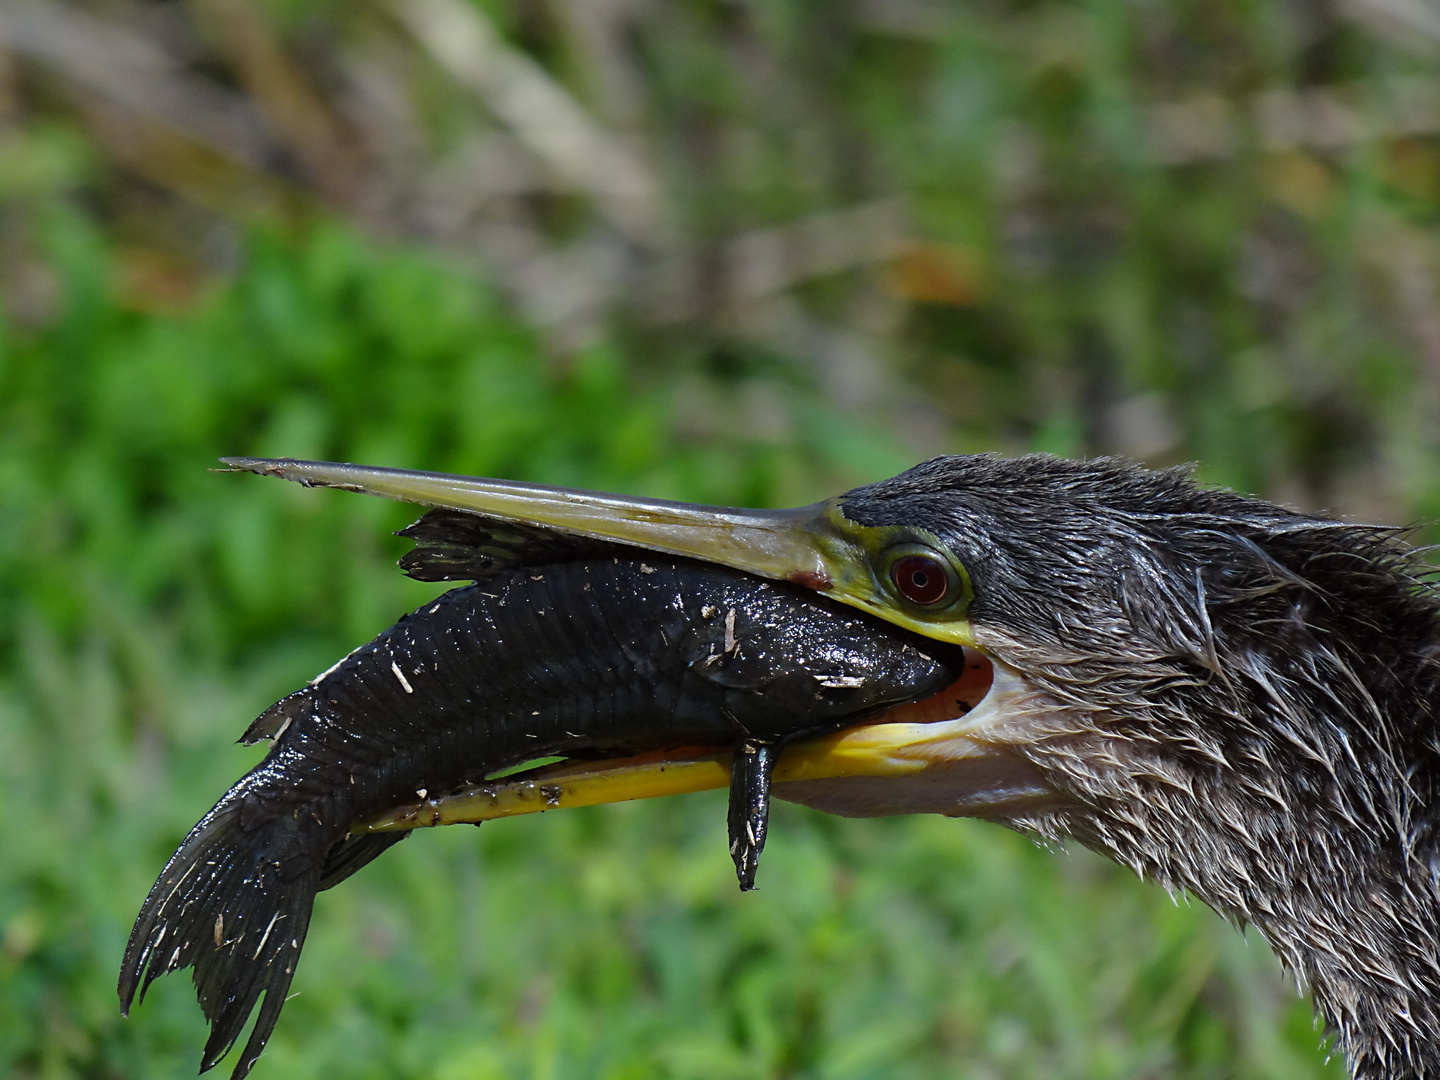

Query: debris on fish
728;740;775;891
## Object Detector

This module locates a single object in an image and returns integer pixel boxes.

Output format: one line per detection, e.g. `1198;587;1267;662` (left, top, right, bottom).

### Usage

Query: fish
118;551;960;1079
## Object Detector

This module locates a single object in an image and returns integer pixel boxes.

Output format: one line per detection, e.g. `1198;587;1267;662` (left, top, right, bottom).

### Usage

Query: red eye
891;554;950;605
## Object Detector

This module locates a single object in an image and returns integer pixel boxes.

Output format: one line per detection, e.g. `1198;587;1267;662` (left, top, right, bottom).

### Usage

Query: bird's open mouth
358;646;1058;832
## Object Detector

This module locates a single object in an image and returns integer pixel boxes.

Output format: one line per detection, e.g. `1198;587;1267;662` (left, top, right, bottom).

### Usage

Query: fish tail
118;794;323;1079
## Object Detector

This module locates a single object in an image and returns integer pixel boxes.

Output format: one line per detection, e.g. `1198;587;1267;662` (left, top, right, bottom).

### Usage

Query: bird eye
890;553;951;606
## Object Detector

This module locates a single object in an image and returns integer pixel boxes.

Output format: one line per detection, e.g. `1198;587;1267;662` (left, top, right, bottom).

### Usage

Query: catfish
119;556;960;1079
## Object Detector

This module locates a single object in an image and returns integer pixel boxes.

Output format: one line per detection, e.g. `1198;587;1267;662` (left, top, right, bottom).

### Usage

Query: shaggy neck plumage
840;454;1440;1076
984;514;1440;1079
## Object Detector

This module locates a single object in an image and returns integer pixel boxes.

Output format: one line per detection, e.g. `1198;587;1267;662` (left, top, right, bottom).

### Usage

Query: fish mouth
356;647;1060;833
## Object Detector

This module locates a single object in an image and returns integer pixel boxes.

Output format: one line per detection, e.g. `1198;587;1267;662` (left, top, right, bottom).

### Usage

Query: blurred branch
1146;78;1440;164
1365;211;1440;375
0;1;271;170
850;0;956;40
410;132;561;231
191;0;367;212
78;96;302;218
550;0;646;129
1342;0;1440;51
393;0;671;246
725;199;909;305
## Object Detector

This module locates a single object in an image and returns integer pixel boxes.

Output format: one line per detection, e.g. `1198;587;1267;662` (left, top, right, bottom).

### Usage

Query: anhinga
121;454;1440;1080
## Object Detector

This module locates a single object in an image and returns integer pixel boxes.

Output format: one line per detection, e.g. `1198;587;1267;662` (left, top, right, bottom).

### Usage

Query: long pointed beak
221;457;975;645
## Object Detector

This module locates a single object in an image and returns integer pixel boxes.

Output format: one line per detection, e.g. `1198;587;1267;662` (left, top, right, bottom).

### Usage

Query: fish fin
317;830;409;891
119;795;322;1079
727;740;775;892
397;509;624;582
241;692;308;745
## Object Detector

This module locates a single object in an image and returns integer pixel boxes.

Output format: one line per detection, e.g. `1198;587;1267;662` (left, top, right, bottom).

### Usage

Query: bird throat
969;662;1440;1080
781;635;1440;1079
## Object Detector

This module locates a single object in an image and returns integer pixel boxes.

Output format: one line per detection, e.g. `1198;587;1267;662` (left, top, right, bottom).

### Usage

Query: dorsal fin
396;508;629;582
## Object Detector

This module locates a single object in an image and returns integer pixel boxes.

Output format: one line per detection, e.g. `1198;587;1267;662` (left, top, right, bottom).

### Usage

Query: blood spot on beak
788;569;833;590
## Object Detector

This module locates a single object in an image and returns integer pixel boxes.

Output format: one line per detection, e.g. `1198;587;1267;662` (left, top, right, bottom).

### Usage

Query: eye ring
886;547;957;607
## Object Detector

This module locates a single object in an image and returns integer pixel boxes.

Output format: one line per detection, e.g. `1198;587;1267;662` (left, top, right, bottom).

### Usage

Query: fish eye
886;548;956;607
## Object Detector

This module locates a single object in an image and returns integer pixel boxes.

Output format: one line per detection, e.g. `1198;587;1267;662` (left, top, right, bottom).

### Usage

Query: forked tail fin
118;796;322;1079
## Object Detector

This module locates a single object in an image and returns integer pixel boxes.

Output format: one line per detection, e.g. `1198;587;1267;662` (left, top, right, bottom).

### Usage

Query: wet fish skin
118;557;959;1079
728;740;775;891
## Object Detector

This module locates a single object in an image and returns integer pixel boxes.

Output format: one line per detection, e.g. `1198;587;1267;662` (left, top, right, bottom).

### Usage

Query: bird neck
1173;773;1440;1080
1002;670;1440;1080
1271;852;1440;1080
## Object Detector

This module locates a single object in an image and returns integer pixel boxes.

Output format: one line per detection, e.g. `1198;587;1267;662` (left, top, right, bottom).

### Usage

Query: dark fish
118;557;959;1079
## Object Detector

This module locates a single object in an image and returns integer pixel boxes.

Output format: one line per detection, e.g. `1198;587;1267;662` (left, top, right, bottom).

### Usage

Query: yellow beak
221;457;974;645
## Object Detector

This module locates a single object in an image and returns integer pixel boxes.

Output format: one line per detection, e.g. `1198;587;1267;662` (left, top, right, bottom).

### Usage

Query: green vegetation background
2;1;1438;1077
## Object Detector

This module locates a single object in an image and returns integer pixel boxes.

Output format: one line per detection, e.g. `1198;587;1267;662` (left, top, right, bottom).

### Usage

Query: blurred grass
3;0;1439;1076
